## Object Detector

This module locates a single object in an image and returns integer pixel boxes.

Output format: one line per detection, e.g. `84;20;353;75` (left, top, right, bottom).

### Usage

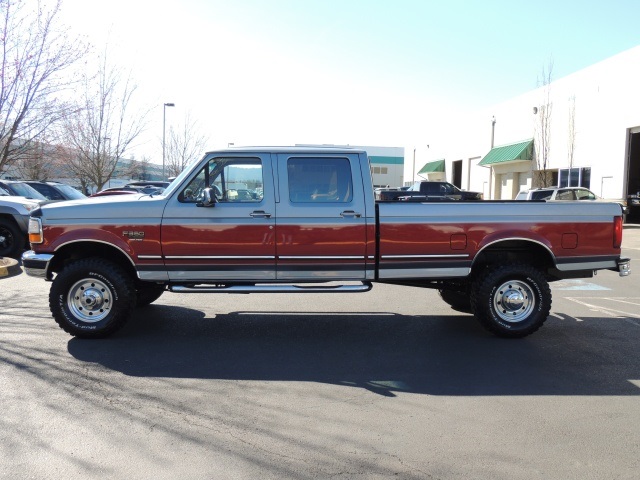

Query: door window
287;157;353;203
555;189;575;200
179;157;263;203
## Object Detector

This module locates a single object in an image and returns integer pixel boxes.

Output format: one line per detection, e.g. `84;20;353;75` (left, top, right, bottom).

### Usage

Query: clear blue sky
60;0;640;163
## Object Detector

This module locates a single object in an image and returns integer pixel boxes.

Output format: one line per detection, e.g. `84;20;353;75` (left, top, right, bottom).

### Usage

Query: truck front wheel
471;263;551;338
49;258;136;338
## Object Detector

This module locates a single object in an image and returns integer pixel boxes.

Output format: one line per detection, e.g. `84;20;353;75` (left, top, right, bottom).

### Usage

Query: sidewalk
0;257;21;278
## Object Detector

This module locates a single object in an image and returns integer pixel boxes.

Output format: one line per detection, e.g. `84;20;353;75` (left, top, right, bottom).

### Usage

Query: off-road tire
470;263;551;338
49;258;136;338
0;218;25;259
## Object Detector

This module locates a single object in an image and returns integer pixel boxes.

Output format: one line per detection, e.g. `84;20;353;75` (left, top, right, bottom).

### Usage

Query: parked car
377;181;483;201
90;188;140;197
516;187;628;214
91;183;167;197
24;181;86;201
0;180;49;202
125;181;170;189
0;194;40;257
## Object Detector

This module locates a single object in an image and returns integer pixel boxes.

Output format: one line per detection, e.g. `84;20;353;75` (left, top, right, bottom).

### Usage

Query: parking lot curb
0;257;21;278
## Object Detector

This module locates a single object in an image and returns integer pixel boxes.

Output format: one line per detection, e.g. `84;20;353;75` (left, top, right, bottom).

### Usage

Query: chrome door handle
340;210;361;218
250;210;272;218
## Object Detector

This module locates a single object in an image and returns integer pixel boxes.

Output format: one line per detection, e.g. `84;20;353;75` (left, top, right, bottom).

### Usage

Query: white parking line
552;280;610;291
565;297;640;326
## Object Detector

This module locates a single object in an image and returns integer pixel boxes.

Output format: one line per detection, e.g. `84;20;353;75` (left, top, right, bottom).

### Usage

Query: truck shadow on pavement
65;304;640;397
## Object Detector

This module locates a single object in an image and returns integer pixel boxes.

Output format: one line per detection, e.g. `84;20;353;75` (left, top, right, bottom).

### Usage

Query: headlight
22;203;38;212
28;217;43;244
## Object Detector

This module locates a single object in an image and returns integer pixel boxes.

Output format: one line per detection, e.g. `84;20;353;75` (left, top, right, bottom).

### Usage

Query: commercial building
360;145;405;188
418;45;640;210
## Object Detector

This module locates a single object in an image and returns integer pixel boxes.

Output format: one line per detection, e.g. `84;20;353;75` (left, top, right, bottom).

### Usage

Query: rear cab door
274;151;373;280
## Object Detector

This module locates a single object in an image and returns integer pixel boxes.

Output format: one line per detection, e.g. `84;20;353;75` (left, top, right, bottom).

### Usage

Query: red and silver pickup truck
22;147;630;339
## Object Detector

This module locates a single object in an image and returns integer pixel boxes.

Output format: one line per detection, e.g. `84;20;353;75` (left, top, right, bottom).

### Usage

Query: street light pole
162;102;175;180
412;147;416;184
491;115;496;148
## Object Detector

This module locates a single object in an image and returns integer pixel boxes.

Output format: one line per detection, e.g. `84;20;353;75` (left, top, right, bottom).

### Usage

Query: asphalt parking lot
1;227;639;479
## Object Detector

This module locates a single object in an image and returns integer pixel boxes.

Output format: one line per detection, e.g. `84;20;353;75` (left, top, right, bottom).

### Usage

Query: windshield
162;154;208;197
6;182;47;200
530;190;553;200
55;184;86;199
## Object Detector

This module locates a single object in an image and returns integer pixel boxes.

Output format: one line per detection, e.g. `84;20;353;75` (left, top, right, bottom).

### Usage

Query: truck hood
38;193;167;220
0;196;42;214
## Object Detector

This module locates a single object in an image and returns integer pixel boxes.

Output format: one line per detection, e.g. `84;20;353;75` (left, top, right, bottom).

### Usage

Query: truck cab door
161;153;276;281
275;152;370;280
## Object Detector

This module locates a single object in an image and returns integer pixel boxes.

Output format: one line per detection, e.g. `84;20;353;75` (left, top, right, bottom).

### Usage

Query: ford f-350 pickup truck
22;147;630;339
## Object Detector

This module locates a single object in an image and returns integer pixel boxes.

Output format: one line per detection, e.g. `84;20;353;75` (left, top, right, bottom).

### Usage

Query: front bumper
21;250;54;279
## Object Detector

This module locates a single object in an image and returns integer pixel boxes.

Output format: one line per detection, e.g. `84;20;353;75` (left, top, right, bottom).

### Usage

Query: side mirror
196;187;217;207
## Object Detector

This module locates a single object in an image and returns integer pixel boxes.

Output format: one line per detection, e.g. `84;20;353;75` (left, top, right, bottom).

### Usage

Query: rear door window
556;189;575;200
287;157;353;203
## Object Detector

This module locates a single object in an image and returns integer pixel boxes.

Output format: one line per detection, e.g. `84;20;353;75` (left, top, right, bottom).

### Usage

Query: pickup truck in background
22;147;630;339
376;181;483;201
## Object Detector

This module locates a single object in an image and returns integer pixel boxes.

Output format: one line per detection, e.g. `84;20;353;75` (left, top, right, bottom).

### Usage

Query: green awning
418;159;445;174
478;139;533;166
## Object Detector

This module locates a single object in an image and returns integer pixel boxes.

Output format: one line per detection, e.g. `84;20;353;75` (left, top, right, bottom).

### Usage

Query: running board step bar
169;282;373;294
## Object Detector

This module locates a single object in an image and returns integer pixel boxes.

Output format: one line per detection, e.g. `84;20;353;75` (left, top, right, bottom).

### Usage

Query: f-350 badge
123;230;145;241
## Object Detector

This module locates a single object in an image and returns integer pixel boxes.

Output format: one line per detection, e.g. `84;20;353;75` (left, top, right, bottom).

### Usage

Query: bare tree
567;95;576;169
128;155;153;180
0;0;87;174
165;112;209;178
534;59;553;187
13;139;53;180
59;46;148;191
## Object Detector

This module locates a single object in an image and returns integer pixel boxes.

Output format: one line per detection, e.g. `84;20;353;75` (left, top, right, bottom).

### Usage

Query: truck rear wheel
49;258;136;338
470;263;551;338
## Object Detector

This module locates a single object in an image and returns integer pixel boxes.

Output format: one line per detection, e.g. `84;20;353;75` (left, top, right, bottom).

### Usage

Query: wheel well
471;239;555;275
49;241;137;279
0;214;20;228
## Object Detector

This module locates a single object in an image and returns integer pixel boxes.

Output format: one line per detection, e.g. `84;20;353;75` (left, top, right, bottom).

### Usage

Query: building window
559;167;591;188
371;166;388;175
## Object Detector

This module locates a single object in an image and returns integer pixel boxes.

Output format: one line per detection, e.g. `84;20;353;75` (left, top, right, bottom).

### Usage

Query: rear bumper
21;250;54;279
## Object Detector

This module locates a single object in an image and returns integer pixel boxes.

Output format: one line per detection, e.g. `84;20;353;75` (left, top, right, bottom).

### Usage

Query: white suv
516;187;628;213
0;189;41;258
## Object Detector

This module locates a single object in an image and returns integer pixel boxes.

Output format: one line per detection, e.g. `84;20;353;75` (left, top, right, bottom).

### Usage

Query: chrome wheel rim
492;280;535;323
67;278;112;323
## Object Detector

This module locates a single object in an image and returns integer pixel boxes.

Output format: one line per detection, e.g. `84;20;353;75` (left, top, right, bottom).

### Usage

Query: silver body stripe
556;260;618;271
278;256;364;260
162;255;363;260
168;270;276;281
378;267;471;279
381;254;470;259
164;255;275;260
